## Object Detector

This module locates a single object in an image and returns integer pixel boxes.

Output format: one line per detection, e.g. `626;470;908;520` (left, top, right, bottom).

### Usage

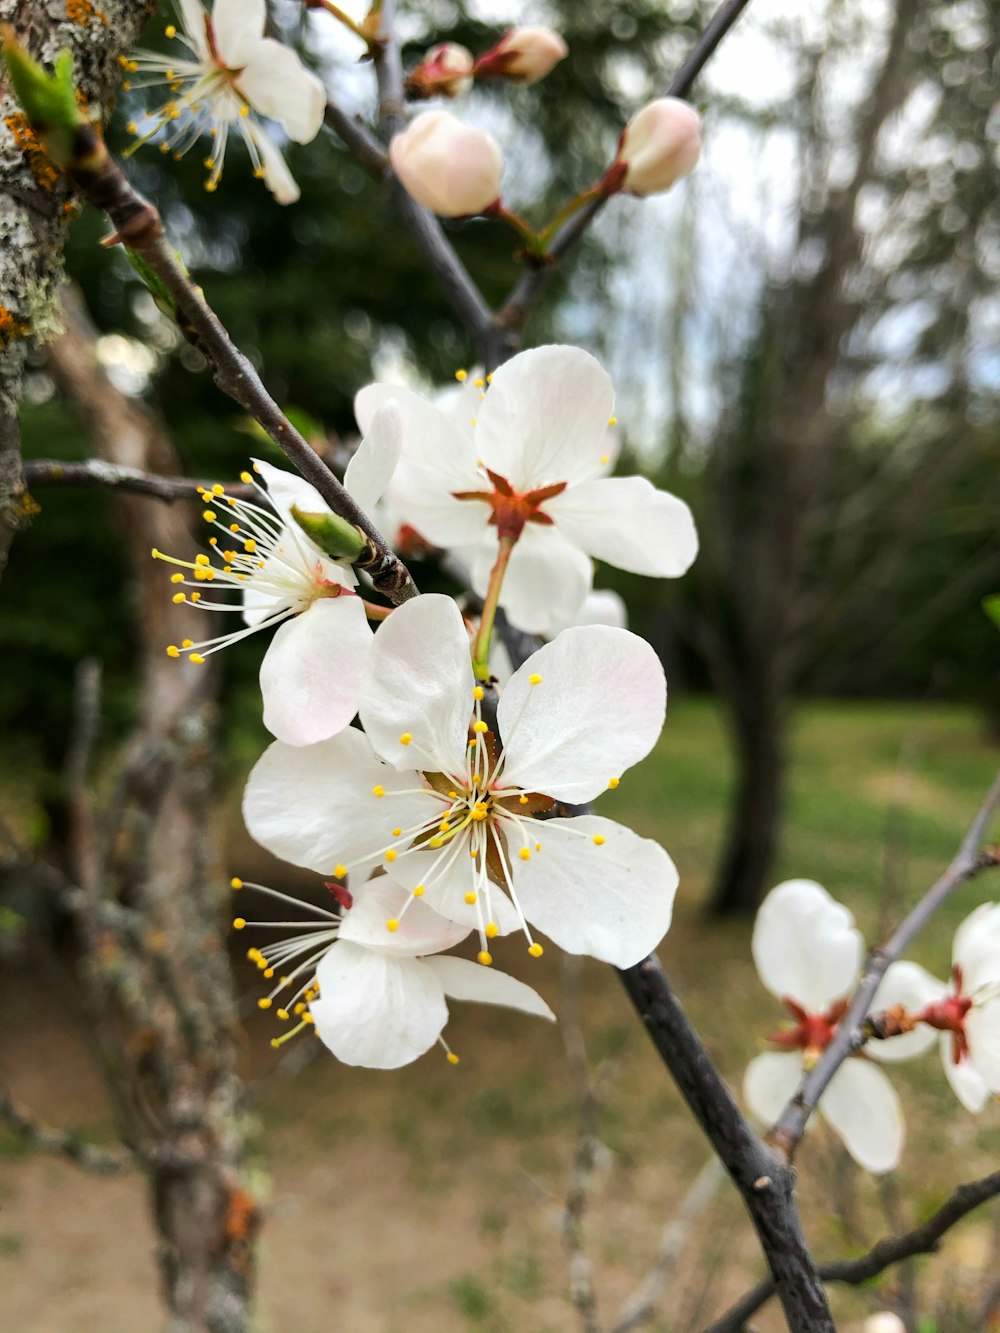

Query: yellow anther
473;686;485;700
276;1008;289;1021
181;639;193;648
477;950;493;967
385;849;397;863
244;538;257;553
448;790;458;799
470;802;490;821
212;483;224;496
258;997;272;1010
392;827;402;838
413;885;425;897
474;377;485;388
190;592;202;602
486;372;493;383
170;572;184;584
252;461;261;472
189;653;206;664
519;848;531;861
464;891;477;905
593;834;605;846
195;553;210;566
172;592;186;604
529;673;542;685
485;922;499;939
429;835;444;849
166;645;180;658
252;168;265;180
386;918;400;933
302;1012;314;1024
473;720;488;734
263;968;274;979
240;470;252;483
518;795;529;805
229;523;240;532
232;917;246;930
528;943;544;958
599;453;610;465
447;1052;460;1065
164;23;176;36
535;841;542;851
455;368;468;382
608;416;617;426
126;121;138;135
230;877;243;890
240;104;250;116
608;777;620;789
270;1038;281;1049
372;785;385;797
202;510;216;522
399;732;412;746
246;948;260;962
204;157;215;170
294;1003;305;1016
334;864;347;878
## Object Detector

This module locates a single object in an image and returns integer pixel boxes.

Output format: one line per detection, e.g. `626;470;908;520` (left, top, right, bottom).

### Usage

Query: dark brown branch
323;98;389;178
24;458;256;504
705;1168;1000;1332
769;769;1000;1158
0;1088;134;1176
491;0;753;361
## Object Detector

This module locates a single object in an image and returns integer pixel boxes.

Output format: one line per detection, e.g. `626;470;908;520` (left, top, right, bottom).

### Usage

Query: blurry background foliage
2;0;997;840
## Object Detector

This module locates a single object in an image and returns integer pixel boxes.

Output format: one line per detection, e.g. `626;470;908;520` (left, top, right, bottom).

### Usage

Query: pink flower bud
613;98;701;197
474;27;568;85
389;111;503;218
406;43;474;100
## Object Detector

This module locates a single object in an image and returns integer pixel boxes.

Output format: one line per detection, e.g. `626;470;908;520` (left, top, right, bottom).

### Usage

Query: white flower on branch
473;27;569;86
124;0;326;202
356;346;697;635
152;405;401;746
244;594;679;968
389;111;504;217
869;905;1000;1112
743;879;905;1174
606;98;702;198
236;875;553;1069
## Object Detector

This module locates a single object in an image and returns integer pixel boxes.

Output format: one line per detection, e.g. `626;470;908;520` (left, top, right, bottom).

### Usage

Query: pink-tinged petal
424;956;555;1020
213;0;265;68
340;877;469;956
387;847;521;934
474;346;614;491
547;476;698;578
311;942;446;1068
498;626;665;803
247;126;300;205
509;816;677;967
475;524;593;636
360;595;474;775
819;1059;904;1174
343;402;402;514
260;596;372;746
941;1032;991;1112
177;0;210;58
752;880;863;1011
235;37;326;142
953;903;1000;994
243;728;435;875
966;999;1000;1091
867;961;945;1063
744;1051;804;1126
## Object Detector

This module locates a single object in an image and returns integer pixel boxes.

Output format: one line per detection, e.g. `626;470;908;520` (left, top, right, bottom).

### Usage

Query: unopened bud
389;111;503;217
474;27;568;85
862;1316;907;1333
290;506;365;561
610;97;701;198
406;43;474;100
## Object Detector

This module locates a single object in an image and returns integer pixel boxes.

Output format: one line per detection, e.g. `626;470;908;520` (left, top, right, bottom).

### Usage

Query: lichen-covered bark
0;0;151;575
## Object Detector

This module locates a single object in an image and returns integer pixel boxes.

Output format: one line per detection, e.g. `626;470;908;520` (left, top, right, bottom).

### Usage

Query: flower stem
471;535;516;680
490;205;542;254
536;186;603;248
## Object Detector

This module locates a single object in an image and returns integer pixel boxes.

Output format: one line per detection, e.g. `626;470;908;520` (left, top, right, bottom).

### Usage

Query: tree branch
705;1167;1000;1332
769;768;1000;1159
0;1088;134;1176
24;458;256;504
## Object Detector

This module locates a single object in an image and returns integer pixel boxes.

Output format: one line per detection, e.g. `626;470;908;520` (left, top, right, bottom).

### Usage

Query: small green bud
1;29;82;167
124;249;178;318
291;506;365;561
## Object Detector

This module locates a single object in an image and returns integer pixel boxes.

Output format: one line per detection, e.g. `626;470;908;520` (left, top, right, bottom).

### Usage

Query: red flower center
768;996;849;1060
453;469;567;541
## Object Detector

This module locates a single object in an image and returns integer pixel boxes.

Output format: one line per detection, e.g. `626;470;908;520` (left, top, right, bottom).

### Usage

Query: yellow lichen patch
0;305;31;349
5;114;59;191
66;0;108;24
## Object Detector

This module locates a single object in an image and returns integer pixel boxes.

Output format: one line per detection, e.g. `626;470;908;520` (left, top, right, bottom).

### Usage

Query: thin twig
24;458;257;504
0;1088;134;1175
705;1168;1000;1332
769;768;1000;1159
561;954;602;1333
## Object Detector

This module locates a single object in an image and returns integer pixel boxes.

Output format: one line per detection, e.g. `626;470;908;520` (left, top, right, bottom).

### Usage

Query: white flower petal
213;0;265;68
260;596;372;746
966;999;1000;1091
311;942;447;1068
252;457;328;527
343;402;402;514
509;816;677;967
752;880;863;1012
474;346;613;490
867;961;945;1063
743;1051;804;1126
954;903;1000;994
340;877;469;956
177;0;210;58
941;1031;991;1112
498;626;665;803
550;589;628;633
482;524;593;636
248;126;300;205
424;955;555;1020
819;1059;904;1174
236;37;326;142
243;728;435;875
360;595;475;775
547;476;698;578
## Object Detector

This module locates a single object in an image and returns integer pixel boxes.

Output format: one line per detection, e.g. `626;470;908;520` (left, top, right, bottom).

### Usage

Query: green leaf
291;506;365;561
984;595;1000;631
123;248;179;318
1;29;82;166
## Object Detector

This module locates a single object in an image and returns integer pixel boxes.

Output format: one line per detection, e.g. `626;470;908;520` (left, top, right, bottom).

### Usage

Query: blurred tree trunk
47;290;256;1333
